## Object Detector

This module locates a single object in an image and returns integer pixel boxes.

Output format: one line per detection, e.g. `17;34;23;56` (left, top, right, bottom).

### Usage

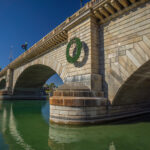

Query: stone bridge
0;0;150;124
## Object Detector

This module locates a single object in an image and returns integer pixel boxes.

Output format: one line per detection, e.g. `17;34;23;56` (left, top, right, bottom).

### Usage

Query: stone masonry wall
12;16;102;92
100;1;150;103
0;76;6;82
12;42;67;89
65;16;102;91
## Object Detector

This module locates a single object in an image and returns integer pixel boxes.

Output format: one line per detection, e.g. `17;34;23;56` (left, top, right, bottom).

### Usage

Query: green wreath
66;37;82;63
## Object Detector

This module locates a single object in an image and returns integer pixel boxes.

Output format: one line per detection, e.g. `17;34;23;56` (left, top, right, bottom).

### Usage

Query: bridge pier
49;82;108;125
49;83;150;125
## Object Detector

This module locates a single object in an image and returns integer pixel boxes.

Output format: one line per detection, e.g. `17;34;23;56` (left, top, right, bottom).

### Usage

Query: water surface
0;100;150;150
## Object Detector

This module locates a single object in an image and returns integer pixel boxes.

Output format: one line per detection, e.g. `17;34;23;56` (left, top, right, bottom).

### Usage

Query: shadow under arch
0;79;6;90
13;64;63;96
113;60;150;105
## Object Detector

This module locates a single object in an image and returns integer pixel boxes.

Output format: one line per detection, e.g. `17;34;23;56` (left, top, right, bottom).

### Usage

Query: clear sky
0;0;89;86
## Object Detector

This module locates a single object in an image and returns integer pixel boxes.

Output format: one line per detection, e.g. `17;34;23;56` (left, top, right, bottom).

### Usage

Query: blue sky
0;0;89;86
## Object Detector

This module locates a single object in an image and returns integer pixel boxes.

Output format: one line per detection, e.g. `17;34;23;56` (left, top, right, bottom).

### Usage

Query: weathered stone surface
50;102;150;125
100;1;150;103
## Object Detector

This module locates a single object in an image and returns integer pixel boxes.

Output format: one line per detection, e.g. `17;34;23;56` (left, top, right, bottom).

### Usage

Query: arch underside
113;61;150;105
14;64;57;95
0;79;6;90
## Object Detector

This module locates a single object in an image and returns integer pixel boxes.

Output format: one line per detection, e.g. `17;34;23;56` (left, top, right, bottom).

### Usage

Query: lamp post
80;0;83;8
9;45;13;63
21;42;28;51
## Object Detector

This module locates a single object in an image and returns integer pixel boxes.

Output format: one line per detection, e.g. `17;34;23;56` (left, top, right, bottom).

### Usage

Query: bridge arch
104;33;150;104
13;58;67;95
0;79;6;90
113;60;150;105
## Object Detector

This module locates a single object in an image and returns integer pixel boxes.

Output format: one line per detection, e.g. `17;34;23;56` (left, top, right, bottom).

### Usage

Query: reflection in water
9;104;34;150
49;125;81;144
48;116;150;150
0;100;150;150
2;108;7;133
49;124;115;150
41;101;50;123
109;142;116;150
0;100;50;150
48;124;118;150
0;101;2;110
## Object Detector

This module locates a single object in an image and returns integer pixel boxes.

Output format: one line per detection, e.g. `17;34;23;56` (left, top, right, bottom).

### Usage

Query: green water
0;100;150;150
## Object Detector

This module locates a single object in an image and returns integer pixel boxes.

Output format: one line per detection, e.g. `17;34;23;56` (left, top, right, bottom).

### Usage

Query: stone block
118;50;126;56
68;110;86;116
86;110;97;116
59;111;68;115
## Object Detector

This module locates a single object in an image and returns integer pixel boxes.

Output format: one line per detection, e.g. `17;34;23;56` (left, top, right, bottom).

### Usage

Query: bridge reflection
109;142;116;150
0;103;34;150
0;101;118;150
9;105;34;150
48;124;118;150
0;101;49;150
0;101;150;150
